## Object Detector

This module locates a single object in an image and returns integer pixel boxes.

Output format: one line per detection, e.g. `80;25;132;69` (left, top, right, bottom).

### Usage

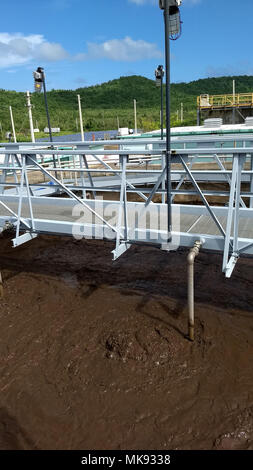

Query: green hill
0;74;253;140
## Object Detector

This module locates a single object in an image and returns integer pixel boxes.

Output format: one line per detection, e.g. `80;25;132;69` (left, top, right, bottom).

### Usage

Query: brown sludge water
0;234;252;450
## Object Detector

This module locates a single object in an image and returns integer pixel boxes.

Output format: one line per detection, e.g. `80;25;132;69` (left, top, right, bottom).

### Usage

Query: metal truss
0;136;253;277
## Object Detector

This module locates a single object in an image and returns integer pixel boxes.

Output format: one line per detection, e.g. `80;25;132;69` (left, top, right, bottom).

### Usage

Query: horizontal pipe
2;133;253;146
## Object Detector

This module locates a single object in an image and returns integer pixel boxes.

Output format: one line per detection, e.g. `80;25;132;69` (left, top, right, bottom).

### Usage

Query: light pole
33;67;53;142
77;94;85;142
158;0;182;239
33;67;57;175
155;64;165;204
26;91;35;143
133;99;137;134
155;65;164;140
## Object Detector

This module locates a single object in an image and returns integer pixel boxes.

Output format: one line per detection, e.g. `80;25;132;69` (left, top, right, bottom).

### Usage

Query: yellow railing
197;93;253;108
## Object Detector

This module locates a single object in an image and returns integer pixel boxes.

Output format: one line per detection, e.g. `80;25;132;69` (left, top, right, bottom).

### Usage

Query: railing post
116;155;128;250
222;155;238;273
0;144;19;195
232;155;245;255
24;156;35;231
16;156;26;239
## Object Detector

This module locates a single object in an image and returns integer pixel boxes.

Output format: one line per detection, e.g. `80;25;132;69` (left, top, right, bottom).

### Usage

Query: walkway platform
0;136;252;278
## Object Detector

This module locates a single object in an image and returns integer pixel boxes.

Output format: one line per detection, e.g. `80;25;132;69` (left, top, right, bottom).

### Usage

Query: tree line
0;74;253;140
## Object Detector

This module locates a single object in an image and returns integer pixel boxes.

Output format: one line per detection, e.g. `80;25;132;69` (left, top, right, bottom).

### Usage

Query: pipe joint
187;240;202;265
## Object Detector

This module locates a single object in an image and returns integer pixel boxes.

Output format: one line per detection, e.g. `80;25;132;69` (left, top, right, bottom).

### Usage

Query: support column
163;0;172;239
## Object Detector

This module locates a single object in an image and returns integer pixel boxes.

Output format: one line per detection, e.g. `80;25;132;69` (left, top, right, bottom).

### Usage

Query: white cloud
38;42;69;61
75;37;162;62
0;32;161;68
0;33;69;68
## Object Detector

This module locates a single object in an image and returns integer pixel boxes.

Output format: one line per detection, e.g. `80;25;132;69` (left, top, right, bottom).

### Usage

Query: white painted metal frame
0;137;253;277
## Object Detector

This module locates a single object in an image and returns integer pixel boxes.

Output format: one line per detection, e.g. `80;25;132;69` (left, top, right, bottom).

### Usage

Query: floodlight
33;68;44;93
159;0;182;8
159;0;182;40
32;67;58;174
155;65;164;87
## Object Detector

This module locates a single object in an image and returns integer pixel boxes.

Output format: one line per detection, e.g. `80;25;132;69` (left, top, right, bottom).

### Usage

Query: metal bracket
224;254;239;278
12;232;38;247
112;241;130;260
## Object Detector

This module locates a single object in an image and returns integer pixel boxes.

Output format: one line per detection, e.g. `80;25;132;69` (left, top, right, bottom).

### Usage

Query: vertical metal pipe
164;0;172;238
122;155;128;240
24;162;35;230
161;73;164;141
187;240;202;342
16;158;26;239
233;155;245;254
57;154;63;184
232;80;236;124
42;71;53;143
79;151;86;199
9;106;17;143
26;91;35;143
41;70;58;177
188;256;195;341
134;99;137;134
77;94;85;142
222;156;239;273
161;71;165;204
73;155;78;185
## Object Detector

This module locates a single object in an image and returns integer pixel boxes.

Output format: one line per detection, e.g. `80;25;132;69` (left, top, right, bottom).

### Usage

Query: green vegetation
0;74;253;141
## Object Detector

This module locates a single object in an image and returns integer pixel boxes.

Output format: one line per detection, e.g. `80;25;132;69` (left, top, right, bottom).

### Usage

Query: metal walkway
0;136;253;278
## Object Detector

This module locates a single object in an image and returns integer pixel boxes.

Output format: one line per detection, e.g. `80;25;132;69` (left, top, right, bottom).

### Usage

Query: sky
1;0;253;91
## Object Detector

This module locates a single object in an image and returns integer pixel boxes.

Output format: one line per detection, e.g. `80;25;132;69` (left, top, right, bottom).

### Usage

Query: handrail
197;92;253;108
1;132;253;147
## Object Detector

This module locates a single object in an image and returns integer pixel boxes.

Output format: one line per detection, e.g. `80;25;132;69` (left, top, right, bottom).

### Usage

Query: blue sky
1;0;253;91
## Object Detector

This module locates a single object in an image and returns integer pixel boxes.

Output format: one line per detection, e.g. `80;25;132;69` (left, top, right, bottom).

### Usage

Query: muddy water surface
0;235;252;450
